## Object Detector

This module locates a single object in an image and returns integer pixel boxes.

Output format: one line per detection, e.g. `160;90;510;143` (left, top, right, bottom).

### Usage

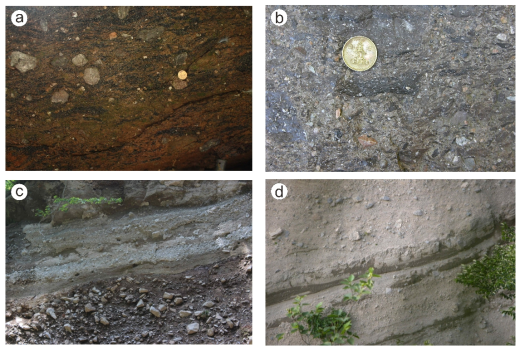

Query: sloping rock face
6;6;252;170
266;179;515;345
6;180;252;299
266;5;515;171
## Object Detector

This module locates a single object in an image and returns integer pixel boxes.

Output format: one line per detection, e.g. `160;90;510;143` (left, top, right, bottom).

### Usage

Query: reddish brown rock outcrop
6;6;252;170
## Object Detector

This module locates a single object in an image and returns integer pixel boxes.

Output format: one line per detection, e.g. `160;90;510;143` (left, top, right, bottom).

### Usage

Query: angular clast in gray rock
163;292;174;300
51;56;69;68
150;306;161;317
10;51;37;73
175;52;188;66
51;89;69;104
83;67;100;85
203;300;215;308
137;26;164;42
187;322;199;334
179;310;192;318
463;158;476;171
46;308;57;319
117;6;130;19
72;54;88;67
84;303;96;312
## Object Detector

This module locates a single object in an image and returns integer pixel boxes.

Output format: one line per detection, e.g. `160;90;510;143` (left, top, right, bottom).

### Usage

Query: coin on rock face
342;36;377;71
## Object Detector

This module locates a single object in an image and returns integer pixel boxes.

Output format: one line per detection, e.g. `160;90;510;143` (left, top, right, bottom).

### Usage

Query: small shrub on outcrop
5;180;17;191
456;223;515;319
35;195;123;219
277;267;380;345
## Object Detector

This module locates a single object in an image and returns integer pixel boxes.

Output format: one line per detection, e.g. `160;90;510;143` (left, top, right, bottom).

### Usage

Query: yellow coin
178;70;188;80
342;36;377;71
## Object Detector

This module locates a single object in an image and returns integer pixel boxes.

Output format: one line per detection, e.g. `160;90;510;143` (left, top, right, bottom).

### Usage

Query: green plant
35;195;123;219
6;180;17;191
277;267;380;345
456;223;515;319
201;310;210;319
34;206;51;218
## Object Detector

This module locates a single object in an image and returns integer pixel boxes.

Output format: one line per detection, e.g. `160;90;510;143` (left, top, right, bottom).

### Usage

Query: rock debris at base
6;256;252;344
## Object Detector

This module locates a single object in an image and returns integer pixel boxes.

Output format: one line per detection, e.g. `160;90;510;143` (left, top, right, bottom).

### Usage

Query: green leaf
456;224;515;318
280;266;380;345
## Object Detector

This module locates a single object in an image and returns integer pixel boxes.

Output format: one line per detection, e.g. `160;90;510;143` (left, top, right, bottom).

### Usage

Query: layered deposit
266;6;515;171
266;179;515;345
6;180;252;344
6;6;252;170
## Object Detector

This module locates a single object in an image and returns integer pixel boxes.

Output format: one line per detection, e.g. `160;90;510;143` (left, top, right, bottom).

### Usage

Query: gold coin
342;36;377;71
178;70;188;80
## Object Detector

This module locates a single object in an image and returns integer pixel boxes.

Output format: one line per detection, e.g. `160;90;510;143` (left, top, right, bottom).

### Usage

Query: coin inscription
342;36;377;71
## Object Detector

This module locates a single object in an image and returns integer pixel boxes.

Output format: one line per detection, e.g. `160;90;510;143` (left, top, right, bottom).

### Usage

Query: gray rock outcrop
266;179;515;345
6;181;252;300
